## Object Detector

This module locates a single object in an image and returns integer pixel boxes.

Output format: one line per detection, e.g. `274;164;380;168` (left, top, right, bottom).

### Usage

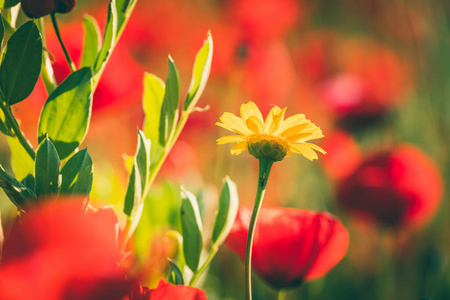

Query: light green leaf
81;15;101;68
115;0;138;36
0;164;36;210
159;57;180;146
93;0;117;73
142;73;165;162
0;109;12;136
7;136;34;181
180;188;203;272
168;259;185;285
38;67;93;160
0;0;21;9
0;20;42;105
211;176;239;246
60;148;93;196
183;32;213;112
35;135;61;198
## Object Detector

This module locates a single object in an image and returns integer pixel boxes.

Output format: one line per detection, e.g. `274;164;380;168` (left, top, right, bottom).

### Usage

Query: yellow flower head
216;102;326;161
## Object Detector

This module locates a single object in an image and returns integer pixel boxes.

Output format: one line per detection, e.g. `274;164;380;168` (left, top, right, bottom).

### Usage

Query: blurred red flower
226;206;349;289
337;144;443;227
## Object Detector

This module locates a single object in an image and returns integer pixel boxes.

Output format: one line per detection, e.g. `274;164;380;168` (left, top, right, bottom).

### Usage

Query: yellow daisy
216;101;326;161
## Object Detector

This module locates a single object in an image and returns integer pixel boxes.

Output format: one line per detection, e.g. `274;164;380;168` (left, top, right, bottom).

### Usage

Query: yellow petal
245;115;264;133
231;142;248;155
240;102;264;124
218;112;253;135
279;122;311;140
305;142;327;154
216;135;246;145
289;143;319;160
264;106;286;135
275;114;306;136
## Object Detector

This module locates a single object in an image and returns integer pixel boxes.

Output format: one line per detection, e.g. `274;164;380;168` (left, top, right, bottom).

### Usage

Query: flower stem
189;244;219;286
50;13;76;73
245;158;274;300
277;289;287;300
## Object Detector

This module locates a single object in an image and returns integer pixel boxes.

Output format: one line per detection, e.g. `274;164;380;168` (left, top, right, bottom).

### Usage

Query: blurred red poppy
146;280;207;300
337;144;443;227
226;206;349;289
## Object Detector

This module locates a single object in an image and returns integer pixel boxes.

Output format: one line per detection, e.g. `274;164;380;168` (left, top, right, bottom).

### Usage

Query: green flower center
247;134;289;162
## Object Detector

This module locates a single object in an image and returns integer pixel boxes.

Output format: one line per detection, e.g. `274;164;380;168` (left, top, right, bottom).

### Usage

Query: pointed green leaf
93;0;117;73
60;148;93;196
0;0;21;9
159;57;180;146
35;135;61;198
0;164;36;210
168;259;184;285
7;136;34;181
38;67;93;160
0;14;4;46
180;188;203;272
183;32;213;111
0;20;42;105
211;176;239;246
123;130;151;217
142;73;165;161
115;0;138;36
81;15;101;68
21;174;35;192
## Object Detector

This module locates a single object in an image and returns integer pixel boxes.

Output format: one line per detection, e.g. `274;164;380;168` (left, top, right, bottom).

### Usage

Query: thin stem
245;158;274;300
37;19;57;94
50;13;76;73
189;244;219;286
277;289;287;300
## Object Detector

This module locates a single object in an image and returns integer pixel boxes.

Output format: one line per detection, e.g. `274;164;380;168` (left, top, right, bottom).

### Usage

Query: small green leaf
183;32;213;112
159;57;180;146
0;14;4;45
168;259;184;285
35;135;61;198
60;148;93;196
0;20;42;105
123;130;151;218
21;174;35;192
7;136;34;181
93;0;117;73
81;15;101;68
180;188;203;272
142;73;165;162
211;176;239;246
38;67;93;160
0;0;21;9
0;164;36;210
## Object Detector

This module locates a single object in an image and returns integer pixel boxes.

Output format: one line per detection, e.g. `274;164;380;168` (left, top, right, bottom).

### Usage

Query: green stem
0;101;35;160
245;158;274;300
277;289;287;300
50;13;76;73
36;19;57;94
189;244;219;286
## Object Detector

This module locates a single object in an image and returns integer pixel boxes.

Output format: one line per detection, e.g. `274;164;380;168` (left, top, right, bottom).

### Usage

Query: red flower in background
337;144;443;228
226;206;349;289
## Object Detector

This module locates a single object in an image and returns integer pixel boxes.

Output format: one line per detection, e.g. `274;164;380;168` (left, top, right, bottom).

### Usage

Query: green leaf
35;135;61;198
123;130;151;218
168;259;184;285
93;0;117;73
81;15;101;68
7;136;34;181
38;67;93;160
115;0;137;36
60;148;93;196
0;109;12;136
142;73;165;162
0;20;42;105
0;164;36;210
180;188;203;272
0;0;21;9
0;14;4;45
183;32;213;111
158;57;180;146
211;176;239;246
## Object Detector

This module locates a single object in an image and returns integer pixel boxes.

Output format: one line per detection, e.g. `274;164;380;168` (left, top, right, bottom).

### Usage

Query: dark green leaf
0;14;4;46
93;0;117;73
7;136;34;181
183;32;213;111
21;174;35;192
35;135;61;198
38;67;93;160
81;15;101;68
168;259;184;285
158;57;180;146
0;164;36;210
0;0;21;9
0;20;42;105
60;148;93;196
180;188;203;272
211;176;239;246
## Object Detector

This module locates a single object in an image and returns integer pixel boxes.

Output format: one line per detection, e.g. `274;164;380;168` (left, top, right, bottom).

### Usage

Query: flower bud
55;0;77;14
248;137;288;162
21;0;77;18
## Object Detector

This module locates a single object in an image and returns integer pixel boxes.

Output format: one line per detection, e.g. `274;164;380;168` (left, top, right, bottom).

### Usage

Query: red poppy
337;144;443;227
146;280;207;300
226;206;349;289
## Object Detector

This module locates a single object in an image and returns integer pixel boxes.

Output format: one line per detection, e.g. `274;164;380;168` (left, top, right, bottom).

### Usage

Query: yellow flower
216;101;326;161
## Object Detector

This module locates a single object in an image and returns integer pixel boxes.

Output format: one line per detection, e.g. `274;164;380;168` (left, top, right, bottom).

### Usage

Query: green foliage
168;260;185;285
0;20;42;105
0;165;36;210
0;14;4;45
38;67;93;160
60;148;93;196
81;15;101;68
0;0;21;9
183;32;213;112
7;136;34;181
35;135;61;198
115;0;138;36
180;188;203;272
158;57;180;146
0;109;12;136
93;0;117;73
211;176;239;246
